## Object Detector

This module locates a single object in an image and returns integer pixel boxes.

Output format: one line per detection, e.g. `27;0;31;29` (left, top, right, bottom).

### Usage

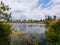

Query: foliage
45;19;60;45
0;1;11;22
46;16;53;21
53;15;56;20
0;23;12;45
0;1;12;45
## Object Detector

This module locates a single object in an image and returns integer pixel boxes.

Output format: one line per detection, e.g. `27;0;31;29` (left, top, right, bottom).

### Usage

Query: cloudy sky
1;0;60;20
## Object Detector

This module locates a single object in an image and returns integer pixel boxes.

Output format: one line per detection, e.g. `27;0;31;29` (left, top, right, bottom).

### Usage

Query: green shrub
0;23;12;45
45;19;60;45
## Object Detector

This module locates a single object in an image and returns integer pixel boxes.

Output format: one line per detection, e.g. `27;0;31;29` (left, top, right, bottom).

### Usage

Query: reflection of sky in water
11;24;46;34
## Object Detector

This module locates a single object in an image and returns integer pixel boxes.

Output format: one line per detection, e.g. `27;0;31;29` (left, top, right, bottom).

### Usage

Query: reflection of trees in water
11;24;46;45
11;33;46;45
38;34;46;45
19;24;26;31
28;25;33;27
11;24;46;34
27;24;46;28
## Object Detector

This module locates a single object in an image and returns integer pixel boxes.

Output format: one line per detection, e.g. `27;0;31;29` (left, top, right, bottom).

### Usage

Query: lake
11;23;46;45
11;23;46;34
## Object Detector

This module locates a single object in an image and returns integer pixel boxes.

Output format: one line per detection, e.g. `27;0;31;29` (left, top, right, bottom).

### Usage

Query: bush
45;19;60;45
0;23;12;45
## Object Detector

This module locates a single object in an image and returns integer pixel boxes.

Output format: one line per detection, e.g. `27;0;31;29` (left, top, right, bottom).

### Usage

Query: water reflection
11;24;46;34
11;23;46;45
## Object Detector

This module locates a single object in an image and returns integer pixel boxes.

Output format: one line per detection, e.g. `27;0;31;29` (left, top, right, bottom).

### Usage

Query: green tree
45;15;53;27
0;1;11;22
0;1;12;45
53;15;56;20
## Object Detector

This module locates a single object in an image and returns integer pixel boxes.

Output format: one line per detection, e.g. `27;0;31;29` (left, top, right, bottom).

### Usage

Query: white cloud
1;0;60;20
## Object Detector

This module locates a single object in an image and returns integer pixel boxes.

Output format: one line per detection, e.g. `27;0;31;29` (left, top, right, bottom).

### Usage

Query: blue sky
1;0;60;20
33;0;52;8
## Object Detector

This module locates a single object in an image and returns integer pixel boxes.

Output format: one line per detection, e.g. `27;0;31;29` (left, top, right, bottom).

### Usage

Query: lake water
11;23;46;45
11;23;46;34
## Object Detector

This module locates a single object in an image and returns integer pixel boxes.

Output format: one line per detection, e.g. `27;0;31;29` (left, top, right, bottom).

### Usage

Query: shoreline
8;22;45;24
9;23;45;24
